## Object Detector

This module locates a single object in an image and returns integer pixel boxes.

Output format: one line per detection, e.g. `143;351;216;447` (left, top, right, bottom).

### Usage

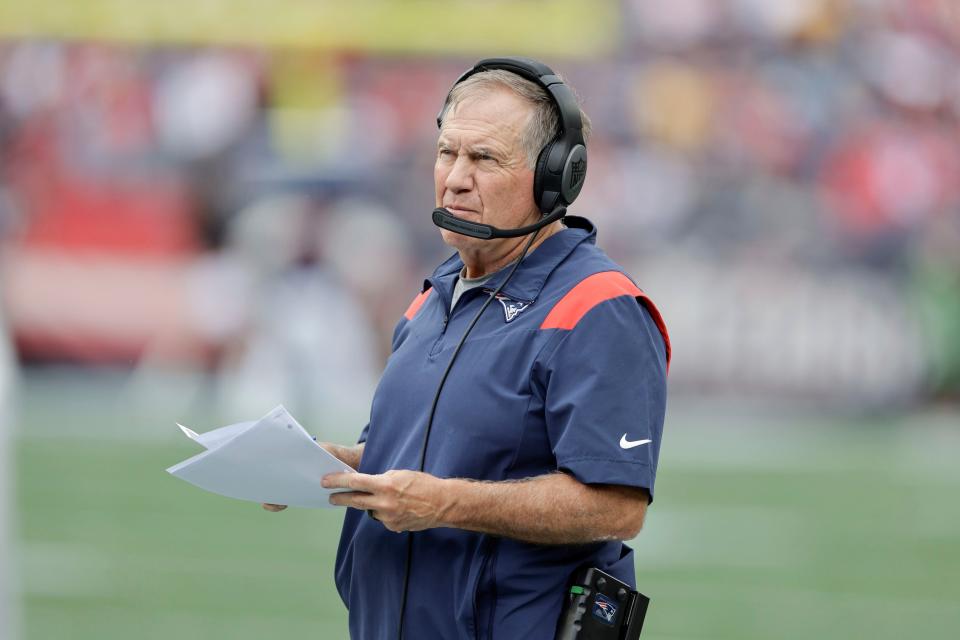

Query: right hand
261;441;365;512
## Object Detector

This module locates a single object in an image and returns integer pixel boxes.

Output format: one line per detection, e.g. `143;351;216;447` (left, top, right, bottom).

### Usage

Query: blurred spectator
0;0;958;408
214;194;380;430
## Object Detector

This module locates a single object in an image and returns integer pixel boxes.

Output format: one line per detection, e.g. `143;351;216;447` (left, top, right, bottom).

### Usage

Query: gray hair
438;69;591;168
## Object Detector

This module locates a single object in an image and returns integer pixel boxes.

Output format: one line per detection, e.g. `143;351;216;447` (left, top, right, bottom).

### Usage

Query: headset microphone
431;204;567;239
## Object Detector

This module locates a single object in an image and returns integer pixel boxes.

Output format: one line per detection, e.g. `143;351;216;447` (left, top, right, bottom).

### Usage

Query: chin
439;227;484;251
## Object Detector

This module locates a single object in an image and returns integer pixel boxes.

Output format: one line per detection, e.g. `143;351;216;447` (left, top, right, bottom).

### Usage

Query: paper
167;405;354;508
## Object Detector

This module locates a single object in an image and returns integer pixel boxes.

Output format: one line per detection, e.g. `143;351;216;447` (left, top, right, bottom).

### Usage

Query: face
434;87;540;257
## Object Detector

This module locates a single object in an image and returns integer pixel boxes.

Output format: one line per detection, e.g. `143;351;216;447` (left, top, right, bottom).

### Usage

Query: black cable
395;225;545;640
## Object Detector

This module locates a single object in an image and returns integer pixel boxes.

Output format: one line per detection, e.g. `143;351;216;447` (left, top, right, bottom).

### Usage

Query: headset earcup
560;143;587;205
533;141;554;214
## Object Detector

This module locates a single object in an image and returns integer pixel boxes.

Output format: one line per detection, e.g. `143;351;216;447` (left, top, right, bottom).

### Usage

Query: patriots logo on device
570;158;586;190
592;593;618;626
496;295;530;323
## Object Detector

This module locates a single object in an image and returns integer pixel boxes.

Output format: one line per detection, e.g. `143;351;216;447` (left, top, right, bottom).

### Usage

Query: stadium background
1;0;959;638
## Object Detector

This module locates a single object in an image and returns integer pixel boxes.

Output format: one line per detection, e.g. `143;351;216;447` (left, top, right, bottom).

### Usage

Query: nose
443;154;474;194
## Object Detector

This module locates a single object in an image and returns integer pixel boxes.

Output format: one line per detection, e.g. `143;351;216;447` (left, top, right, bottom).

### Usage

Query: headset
394;57;588;640
432;56;588;239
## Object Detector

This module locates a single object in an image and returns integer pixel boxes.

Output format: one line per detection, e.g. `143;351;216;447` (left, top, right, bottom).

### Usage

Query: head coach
265;57;671;639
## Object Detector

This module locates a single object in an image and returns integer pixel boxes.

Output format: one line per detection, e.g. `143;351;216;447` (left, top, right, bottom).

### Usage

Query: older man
269;58;670;639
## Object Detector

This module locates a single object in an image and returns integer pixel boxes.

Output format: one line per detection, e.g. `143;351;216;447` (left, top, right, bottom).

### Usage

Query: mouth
444;205;479;219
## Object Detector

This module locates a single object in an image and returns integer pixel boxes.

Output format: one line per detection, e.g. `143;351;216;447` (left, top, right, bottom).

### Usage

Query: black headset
432;56;588;239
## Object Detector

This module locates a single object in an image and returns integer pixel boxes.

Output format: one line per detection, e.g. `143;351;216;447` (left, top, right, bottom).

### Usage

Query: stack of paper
167;405;354;508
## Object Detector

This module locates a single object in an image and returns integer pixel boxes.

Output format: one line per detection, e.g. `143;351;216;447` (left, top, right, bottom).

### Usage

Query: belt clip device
555;567;650;640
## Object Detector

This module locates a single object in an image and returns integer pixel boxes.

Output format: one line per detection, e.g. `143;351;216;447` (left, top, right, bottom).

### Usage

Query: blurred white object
862;30;950;110
0;297;20;640
322;198;414;298
635;254;927;407
167;405;353;508
217;264;379;431
733;0;822;37
628;0;719;48
153;54;259;160
218;195;380;432
0;42;64;119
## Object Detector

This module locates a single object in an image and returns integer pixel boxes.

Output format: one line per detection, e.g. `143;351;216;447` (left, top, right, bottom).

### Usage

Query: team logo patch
570;158;586;190
496;295;530;323
592;593;618;626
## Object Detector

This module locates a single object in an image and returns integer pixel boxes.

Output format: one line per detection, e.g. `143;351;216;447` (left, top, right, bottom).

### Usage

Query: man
266;58;670;639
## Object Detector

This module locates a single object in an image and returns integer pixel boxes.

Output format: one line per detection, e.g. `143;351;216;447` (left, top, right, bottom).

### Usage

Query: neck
459;220;563;279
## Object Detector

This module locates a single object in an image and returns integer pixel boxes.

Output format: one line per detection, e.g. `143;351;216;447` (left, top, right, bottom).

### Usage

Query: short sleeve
540;295;668;501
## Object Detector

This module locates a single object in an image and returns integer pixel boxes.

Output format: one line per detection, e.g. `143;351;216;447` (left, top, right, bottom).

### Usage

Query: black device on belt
555;567;650;640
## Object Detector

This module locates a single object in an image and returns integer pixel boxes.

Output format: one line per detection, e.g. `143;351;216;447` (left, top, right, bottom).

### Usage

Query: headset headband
436;57;585;148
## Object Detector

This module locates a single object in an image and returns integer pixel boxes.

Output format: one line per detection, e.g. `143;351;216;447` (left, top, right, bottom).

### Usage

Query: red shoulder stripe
403;287;433;321
540;271;671;370
541;272;640;330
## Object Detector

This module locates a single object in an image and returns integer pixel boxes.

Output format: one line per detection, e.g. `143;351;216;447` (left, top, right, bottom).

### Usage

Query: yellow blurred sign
0;0;619;57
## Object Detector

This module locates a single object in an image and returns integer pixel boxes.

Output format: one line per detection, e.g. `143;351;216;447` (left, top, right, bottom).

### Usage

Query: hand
261;442;365;513
322;470;452;533
319;441;365;471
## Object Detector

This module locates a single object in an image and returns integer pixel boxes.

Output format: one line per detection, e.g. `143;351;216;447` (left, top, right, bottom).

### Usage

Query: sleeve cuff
557;456;656;503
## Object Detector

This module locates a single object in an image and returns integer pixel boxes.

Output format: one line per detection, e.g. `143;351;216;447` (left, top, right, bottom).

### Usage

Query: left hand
322;470;452;532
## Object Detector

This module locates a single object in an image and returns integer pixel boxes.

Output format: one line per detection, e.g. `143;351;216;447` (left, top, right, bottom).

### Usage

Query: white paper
167;405;353;508
177;420;255;450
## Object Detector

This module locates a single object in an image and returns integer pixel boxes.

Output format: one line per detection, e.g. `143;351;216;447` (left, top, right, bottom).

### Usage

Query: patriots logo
569;158;586;190
496;295;530;323
592;594;618;625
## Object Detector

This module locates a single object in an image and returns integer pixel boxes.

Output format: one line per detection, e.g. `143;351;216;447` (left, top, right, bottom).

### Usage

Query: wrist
435;477;472;529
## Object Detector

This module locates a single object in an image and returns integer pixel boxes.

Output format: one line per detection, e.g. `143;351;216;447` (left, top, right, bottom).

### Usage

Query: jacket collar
426;216;596;304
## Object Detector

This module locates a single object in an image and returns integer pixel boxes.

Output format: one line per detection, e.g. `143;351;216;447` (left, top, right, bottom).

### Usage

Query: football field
12;378;960;639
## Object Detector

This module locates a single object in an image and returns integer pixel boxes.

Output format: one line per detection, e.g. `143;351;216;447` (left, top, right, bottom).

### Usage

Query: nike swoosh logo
620;434;652;449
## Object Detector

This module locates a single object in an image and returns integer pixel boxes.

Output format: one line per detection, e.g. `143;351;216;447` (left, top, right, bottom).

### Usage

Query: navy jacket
335;217;670;640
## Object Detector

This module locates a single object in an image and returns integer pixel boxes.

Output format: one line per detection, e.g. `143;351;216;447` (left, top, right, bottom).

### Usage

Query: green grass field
11;376;960;639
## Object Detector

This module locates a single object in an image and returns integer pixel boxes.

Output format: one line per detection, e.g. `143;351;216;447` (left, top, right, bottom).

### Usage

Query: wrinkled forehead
439;87;533;146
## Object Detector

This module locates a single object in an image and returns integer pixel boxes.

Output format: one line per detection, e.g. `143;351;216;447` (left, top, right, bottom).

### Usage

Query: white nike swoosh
620;434;652;449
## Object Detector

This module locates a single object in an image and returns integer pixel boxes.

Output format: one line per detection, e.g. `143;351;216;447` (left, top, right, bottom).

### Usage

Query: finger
262;503;288;512
322;472;383;492
329;491;380;510
316;442;336;455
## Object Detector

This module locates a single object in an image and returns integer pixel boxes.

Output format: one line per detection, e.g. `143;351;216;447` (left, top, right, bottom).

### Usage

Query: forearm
439;472;647;545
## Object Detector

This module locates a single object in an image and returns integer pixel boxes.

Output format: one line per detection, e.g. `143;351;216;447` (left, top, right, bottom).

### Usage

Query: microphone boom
432;205;567;239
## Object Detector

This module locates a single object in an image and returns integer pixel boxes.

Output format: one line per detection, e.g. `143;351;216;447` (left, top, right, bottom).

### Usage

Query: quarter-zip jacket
334;216;670;640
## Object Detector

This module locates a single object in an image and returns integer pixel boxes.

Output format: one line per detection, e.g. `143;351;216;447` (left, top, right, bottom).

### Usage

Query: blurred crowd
0;0;958;416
